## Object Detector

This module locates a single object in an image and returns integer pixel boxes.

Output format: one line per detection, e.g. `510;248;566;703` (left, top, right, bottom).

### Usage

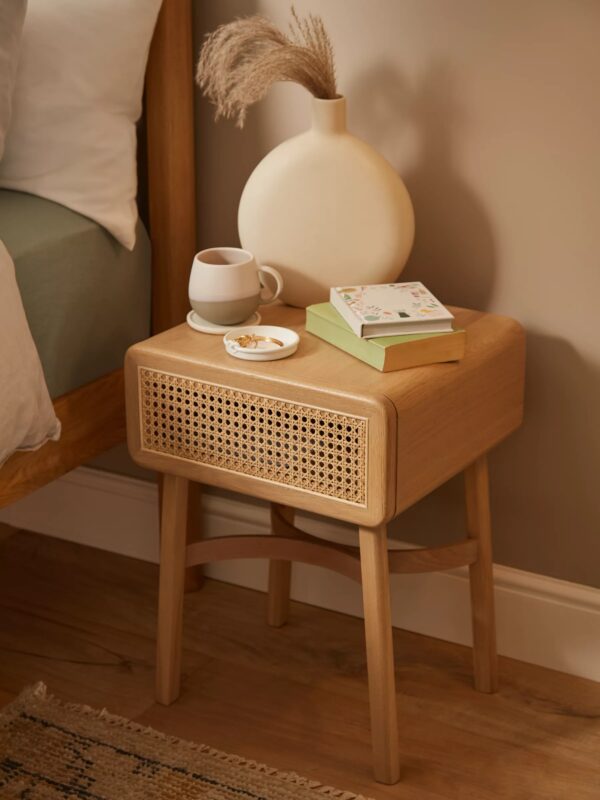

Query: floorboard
0;530;599;799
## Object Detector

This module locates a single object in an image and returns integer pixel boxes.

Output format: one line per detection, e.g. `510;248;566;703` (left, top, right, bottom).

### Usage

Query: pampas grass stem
196;6;337;128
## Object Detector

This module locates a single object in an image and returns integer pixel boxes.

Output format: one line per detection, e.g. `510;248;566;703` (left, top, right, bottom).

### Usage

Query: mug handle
257;264;284;305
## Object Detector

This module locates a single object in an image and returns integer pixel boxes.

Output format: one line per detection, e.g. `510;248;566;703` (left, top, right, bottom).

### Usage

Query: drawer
125;355;396;526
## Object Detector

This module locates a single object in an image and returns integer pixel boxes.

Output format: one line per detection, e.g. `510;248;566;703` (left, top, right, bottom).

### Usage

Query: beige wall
190;0;600;588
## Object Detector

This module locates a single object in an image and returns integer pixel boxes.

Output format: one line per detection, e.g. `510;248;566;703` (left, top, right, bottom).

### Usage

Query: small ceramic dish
223;325;299;361
186;309;261;335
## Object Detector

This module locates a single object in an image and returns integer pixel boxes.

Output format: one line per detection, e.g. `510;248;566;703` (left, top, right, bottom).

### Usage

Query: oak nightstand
125;304;525;785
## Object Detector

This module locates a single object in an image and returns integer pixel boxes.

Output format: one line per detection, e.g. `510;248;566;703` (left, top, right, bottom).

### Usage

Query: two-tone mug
189;247;283;325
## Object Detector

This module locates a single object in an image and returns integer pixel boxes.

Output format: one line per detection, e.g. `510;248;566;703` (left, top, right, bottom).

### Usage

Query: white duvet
0;239;60;466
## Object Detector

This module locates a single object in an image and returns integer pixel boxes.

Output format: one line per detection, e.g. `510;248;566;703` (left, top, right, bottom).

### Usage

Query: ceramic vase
238;95;415;308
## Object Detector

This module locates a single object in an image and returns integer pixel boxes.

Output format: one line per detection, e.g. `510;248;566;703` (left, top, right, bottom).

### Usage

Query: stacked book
306;282;465;372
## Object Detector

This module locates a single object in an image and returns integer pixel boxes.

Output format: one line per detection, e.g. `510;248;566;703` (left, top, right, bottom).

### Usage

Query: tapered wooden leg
267;504;294;627
156;473;189;705
184;484;204;593
465;454;498;693
158;476;203;593
359;523;400;785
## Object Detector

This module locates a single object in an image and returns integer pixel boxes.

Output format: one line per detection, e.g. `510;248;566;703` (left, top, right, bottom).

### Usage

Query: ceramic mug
189;247;283;325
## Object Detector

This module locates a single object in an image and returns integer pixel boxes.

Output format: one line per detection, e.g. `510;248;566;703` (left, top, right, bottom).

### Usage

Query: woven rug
0;684;372;800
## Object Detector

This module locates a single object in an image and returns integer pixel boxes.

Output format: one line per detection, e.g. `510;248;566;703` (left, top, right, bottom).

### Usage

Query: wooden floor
0;528;599;799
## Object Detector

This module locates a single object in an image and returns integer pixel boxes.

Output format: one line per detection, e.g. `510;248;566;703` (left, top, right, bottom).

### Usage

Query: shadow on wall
491;331;600;588
349;62;497;310
193;0;263;251
349;62;600;588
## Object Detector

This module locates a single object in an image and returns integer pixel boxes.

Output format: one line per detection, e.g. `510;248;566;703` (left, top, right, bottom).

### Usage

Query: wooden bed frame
0;0;196;509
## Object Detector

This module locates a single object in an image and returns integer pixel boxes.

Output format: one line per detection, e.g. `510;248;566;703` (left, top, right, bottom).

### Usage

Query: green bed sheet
0;190;151;399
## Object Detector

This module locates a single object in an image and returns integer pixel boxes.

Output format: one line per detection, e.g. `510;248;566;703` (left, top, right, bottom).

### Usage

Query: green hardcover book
305;303;466;372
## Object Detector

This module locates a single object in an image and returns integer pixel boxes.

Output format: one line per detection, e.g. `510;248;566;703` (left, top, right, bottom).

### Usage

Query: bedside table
125;304;525;784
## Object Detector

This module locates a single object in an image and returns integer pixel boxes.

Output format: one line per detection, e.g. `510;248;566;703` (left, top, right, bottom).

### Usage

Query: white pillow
0;0;27;161
0;241;60;466
0;0;163;250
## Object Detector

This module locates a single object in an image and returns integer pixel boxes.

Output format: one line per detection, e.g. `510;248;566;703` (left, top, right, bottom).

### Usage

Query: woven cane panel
139;368;367;505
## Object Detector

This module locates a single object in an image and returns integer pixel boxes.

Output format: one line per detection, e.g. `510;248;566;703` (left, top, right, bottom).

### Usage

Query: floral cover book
330;282;454;338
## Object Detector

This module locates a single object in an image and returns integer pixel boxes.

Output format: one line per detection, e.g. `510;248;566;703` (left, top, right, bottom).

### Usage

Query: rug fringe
6;683;376;800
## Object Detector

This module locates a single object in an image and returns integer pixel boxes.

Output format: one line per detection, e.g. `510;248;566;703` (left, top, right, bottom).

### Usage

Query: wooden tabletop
137;304;522;406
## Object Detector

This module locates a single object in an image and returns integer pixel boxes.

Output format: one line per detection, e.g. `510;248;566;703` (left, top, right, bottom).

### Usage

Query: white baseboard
1;466;599;683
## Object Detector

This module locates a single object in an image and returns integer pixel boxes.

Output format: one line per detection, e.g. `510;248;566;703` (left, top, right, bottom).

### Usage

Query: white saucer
223;325;299;361
186;309;261;335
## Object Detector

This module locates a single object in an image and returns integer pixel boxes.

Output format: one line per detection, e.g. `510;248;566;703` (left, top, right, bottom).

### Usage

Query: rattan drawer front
139;368;368;505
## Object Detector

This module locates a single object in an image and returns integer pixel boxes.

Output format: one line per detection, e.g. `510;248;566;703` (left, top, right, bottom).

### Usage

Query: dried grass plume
196;7;337;128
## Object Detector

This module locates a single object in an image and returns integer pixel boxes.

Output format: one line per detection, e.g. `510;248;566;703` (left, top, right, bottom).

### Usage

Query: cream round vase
238;96;415;308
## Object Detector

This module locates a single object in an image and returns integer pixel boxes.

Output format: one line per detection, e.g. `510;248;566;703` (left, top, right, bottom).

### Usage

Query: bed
0;190;152;400
0;0;196;508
